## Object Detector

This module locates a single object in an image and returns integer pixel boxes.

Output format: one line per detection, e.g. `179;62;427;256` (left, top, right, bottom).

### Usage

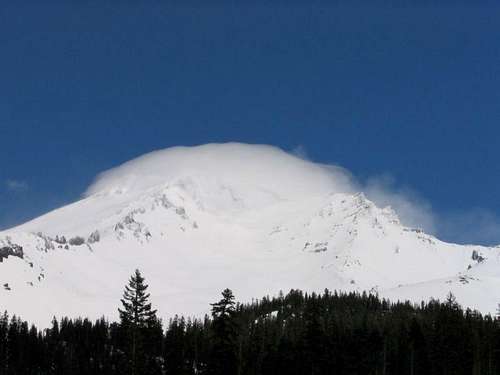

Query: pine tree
209;288;238;375
211;288;236;319
118;269;158;375
119;269;157;327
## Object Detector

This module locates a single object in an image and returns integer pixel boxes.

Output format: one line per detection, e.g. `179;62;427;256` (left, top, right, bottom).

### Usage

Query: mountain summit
1;143;499;327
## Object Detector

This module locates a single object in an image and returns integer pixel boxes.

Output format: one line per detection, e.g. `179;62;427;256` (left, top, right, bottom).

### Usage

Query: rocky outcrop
88;230;100;244
472;250;485;263
0;244;24;262
68;236;86;246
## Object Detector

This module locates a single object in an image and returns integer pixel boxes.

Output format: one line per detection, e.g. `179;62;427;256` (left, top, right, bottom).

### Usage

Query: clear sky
1;2;499;245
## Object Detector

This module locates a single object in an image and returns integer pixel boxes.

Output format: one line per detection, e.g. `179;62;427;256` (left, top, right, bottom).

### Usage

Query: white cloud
6;179;29;192
363;174;437;234
360;174;500;246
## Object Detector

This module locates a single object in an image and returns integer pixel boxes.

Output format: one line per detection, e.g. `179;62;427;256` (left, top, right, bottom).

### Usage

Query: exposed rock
472;250;485;263
54;235;67;244
175;207;187;219
68;236;85;246
88;230;100;244
114;210;151;242
35;233;55;251
303;241;328;253
0;244;24;262
313;242;328;252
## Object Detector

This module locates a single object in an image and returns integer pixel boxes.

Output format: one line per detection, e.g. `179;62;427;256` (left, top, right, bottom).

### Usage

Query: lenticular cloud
84;143;356;201
83;142;434;232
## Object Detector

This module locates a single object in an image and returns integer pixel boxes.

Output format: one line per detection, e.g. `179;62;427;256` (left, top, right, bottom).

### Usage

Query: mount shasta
1;143;499;327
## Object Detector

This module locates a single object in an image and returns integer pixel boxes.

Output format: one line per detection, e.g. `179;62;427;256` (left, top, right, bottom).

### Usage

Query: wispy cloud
363;174;437;235
5;179;29;192
437;209;500;246
360;174;500;246
303;157;499;246
291;145;310;160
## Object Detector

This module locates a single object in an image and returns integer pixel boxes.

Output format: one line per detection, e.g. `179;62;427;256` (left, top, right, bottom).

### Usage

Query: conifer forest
1;269;500;375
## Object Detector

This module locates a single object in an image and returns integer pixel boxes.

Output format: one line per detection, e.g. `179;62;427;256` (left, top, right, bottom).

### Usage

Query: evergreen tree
0;312;8;375
118;269;159;375
209;288;238;375
119;269;157;327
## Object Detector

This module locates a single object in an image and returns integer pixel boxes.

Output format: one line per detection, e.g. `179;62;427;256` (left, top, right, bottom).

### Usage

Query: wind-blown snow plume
363;174;436;234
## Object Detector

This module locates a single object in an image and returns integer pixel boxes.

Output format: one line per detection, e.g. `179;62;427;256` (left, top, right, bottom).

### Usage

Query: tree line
1;269;500;375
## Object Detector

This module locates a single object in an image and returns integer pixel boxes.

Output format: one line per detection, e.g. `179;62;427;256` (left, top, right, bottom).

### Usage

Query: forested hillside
1;271;500;375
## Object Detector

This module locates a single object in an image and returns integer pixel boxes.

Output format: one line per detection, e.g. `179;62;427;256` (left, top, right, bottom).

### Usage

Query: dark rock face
0;244;24;262
88;230;100;244
472;250;485;263
54;235;67;244
68;236;85;246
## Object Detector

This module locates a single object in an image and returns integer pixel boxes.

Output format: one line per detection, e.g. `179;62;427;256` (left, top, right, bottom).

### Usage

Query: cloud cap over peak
82;142;500;246
84;143;355;202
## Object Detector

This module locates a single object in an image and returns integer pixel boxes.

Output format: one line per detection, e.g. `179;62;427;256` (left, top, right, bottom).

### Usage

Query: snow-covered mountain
1;143;499;327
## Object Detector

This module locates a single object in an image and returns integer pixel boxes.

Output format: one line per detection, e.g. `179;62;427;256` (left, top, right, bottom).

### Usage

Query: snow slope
1;143;499;327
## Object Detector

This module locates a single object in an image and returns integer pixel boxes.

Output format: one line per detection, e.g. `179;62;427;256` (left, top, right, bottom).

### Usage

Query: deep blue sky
1;2;499;245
